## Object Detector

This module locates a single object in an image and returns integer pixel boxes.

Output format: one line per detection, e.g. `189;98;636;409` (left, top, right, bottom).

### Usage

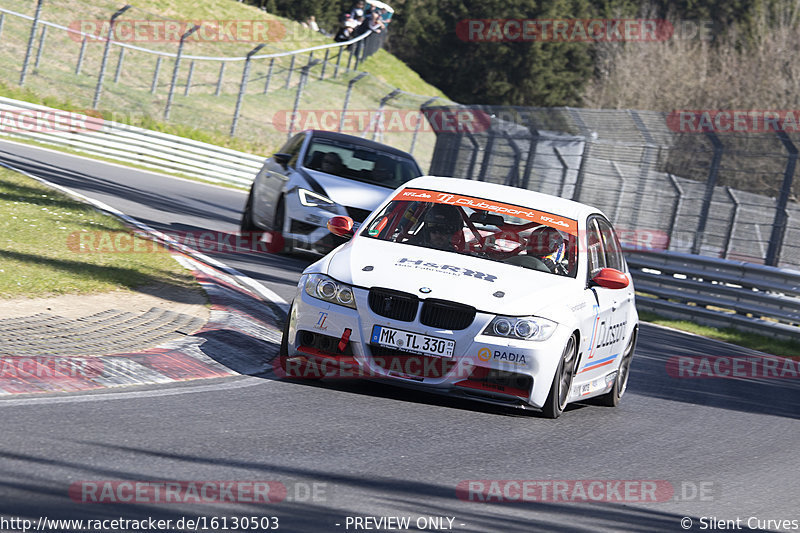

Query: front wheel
598;330;636;407
542;333;578;419
276;303;320;380
240;187;262;234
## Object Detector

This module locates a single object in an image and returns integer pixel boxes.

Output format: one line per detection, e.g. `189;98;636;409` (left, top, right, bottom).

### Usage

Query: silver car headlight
483;316;557;341
298;188;337;213
304;274;357;309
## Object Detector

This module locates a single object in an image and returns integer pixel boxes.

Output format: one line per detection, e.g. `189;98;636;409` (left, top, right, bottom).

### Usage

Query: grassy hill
0;0;450;169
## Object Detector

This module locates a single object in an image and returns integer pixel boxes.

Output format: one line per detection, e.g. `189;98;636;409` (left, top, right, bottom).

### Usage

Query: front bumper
284;284;574;408
281;194;369;254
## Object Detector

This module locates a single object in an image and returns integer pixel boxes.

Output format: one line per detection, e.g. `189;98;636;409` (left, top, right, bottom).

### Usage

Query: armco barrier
0;96;262;188
625;248;800;340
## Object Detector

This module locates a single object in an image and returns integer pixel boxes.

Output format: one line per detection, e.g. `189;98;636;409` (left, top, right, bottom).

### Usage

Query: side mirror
591;268;629;289
327;216;354;239
273;152;291;169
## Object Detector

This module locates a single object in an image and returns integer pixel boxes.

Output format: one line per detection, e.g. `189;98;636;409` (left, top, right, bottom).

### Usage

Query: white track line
0;377;265;406
0;158;288;309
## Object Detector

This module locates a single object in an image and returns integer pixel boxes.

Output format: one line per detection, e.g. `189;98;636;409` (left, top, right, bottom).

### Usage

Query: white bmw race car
277;176;639;418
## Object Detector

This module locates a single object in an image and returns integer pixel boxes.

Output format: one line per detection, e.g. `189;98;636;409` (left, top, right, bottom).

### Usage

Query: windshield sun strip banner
393;188;578;235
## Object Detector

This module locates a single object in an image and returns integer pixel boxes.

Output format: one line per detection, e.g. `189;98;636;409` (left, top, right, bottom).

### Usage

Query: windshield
361;188;579;277
302;138;421;188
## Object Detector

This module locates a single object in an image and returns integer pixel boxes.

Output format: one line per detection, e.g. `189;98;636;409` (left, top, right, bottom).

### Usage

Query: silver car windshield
302;139;421;188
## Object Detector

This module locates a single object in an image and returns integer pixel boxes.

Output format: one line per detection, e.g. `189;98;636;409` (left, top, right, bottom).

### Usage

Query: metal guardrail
0;96;262;187
625;248;800;340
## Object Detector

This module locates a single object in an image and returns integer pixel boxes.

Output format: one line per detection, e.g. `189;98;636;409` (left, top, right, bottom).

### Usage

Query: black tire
542;333;578;419
272;196;289;253
276;304;321;380
240;188;261;234
598;330;636;407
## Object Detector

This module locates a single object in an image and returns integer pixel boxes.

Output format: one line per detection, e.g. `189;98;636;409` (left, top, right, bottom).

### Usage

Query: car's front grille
368;288;418;322
420;299;476;330
369;345;457;378
346;207;371;222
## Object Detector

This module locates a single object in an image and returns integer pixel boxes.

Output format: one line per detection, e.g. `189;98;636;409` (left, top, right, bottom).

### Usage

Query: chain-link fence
0;0;443;168
426;106;800;270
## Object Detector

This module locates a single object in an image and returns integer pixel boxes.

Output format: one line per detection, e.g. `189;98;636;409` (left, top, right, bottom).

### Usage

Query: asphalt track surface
1;140;798;532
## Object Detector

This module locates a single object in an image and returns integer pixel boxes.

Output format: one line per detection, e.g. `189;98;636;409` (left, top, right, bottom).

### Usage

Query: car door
576;217;620;376
253;133;305;228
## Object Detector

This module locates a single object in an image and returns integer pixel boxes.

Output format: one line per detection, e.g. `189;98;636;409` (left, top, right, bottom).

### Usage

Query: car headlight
304;274;357;309
298;188;337;213
483;316;557;341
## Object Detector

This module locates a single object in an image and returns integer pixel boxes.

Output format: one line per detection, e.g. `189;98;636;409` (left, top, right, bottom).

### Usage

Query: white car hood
303;169;393;210
326;238;579;317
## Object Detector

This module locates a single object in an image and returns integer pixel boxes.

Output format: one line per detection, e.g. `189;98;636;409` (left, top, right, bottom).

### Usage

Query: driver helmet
528;226;565;263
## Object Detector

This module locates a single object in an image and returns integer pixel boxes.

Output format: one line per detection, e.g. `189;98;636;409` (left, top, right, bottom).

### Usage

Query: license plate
371;325;454;358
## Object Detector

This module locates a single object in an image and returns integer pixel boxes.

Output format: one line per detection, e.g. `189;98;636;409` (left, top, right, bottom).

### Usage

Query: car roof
304;130;416;159
400;176;607;222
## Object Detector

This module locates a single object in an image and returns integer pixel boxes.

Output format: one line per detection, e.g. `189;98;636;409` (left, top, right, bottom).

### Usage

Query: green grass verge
0;166;199;298
639;310;800;358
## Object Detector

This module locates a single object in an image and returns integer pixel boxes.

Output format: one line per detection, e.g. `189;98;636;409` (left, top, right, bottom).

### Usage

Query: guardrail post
346;44;354;71
722;187;740;259
334;48;343;78
666;173;684;251
164;24;199;120
33;25;47;73
230;43;266;137
629;110;659;227
464;131;480;180
285;54;295;89
372;88;401;141
214;62;226;96
0;13;5;40
320;49;329;80
339;72;368;132
92;4;132;109
409;97;439;155
75;36;88;75
150;56;162;94
477;133;496;182
553;146;569;196
113;46;125;83
766;129;798;266
502;132;523;188
184;60;195;96
567;108;594;202
19;0;43;86
692;131;723;255
263;58;274;94
520;117;540;191
611;161;628;222
353;41;363;71
287;59;319;139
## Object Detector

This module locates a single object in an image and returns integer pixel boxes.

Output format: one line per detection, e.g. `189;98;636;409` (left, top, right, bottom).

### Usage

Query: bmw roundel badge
419;287;432;294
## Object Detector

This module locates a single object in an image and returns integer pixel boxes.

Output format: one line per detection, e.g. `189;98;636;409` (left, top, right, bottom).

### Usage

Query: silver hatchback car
241;130;423;254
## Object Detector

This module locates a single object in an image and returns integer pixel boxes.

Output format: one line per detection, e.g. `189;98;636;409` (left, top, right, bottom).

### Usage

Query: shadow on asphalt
0;445;712;533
